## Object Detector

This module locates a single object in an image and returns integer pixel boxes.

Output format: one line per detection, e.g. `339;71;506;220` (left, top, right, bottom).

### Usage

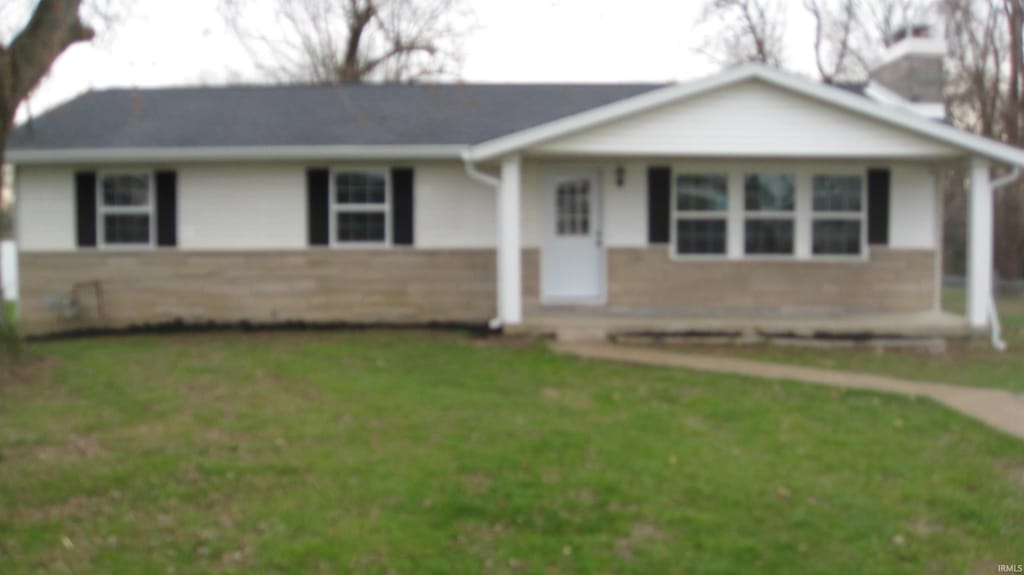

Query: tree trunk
1006;0;1023;145
0;0;94;188
1000;0;1024;279
339;0;376;82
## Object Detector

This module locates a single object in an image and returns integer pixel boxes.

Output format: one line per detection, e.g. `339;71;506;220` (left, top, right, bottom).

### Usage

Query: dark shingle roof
8;83;667;150
831;82;868;96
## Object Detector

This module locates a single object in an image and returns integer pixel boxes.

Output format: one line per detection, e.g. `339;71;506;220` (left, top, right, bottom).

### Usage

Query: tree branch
5;0;94;105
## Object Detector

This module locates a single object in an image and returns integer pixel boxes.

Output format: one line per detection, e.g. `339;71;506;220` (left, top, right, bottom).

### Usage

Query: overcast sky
18;0;824;121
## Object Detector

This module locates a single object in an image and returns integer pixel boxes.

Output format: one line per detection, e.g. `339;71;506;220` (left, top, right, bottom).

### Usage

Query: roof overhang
464;64;1024;169
7;144;467;165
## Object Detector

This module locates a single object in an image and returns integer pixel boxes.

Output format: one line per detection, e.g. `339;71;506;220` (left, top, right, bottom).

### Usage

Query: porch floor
516;306;972;342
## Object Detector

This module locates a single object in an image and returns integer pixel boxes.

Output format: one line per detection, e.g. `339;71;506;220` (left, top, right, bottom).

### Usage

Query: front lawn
683;290;1024;394
1;331;1023;574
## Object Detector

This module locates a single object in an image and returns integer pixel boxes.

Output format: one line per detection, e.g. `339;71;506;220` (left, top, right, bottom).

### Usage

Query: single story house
8;32;1024;342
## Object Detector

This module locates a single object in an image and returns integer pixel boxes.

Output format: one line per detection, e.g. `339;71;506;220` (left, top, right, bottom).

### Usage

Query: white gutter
461;151;504;330
7;144;466;164
989;166;1020;352
462;153;501;188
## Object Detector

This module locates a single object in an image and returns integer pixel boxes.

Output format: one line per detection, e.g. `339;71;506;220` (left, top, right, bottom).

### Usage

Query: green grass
1;331;1023;574
684;290;1024;394
0;301;19;364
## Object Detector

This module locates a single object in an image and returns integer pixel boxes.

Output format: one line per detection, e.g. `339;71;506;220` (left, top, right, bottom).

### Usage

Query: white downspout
988;166;1020;352
461;152;504;330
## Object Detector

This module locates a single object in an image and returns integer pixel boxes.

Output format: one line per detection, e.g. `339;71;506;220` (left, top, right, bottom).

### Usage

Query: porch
481;154;998;344
514;306;970;344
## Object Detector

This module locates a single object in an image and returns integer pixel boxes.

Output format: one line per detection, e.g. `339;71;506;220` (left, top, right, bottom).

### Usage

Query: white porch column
967;157;993;329
0;240;17;303
498;155;523;326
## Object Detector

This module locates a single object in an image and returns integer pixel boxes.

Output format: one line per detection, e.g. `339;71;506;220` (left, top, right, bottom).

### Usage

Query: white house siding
16;162;499;252
534;80;961;159
415;162;496;248
17;166;76;251
890;164;938;249
520;163;543;249
181;162;499;250
600;161;650;247
179;164;306;250
14;158;938;253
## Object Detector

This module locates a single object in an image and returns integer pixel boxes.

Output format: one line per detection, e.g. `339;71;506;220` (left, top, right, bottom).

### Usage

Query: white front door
542;172;603;302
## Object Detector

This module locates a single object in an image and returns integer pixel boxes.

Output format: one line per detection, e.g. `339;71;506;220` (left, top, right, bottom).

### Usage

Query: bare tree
696;0;787;68
863;0;934;47
805;0;865;83
802;0;938;83
1004;0;1023;145
222;0;470;83
941;0;1024;280
0;1;99;180
998;0;1024;280
945;0;1006;137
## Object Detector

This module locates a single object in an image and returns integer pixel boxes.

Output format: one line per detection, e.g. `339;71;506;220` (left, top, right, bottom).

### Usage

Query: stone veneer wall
20;246;935;335
19;250;498;335
605;247;936;313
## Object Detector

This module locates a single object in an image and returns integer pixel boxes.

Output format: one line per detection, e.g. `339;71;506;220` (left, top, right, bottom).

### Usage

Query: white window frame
664;162;872;264
671;173;730;260
97;170;156;250
742;172;797;259
810;173;868;260
329;167;391;248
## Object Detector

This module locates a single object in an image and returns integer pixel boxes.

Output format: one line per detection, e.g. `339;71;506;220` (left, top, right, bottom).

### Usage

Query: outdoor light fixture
615;165;625;187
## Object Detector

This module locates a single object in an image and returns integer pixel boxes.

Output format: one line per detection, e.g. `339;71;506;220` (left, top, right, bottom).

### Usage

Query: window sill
95;244;157;252
329;242;393;250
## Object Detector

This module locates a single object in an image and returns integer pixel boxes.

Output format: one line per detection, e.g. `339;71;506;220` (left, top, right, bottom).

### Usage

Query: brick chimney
870;24;946;106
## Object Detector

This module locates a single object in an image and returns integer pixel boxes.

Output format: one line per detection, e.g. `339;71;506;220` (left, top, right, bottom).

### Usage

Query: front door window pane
556;180;590;236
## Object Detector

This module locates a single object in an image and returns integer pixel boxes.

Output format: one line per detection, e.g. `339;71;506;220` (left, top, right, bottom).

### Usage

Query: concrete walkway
552;342;1024;441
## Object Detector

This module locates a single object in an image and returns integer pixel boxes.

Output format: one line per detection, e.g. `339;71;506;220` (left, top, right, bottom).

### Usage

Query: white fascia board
863;81;909;106
467;64;1024;170
7;145;467;165
864;81;945;120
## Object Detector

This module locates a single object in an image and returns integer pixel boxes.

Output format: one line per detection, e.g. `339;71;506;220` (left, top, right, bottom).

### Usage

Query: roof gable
533;78;959;158
467;65;1024;169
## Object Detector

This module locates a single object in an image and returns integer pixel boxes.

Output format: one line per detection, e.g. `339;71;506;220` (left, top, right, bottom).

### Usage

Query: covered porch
461;67;1024;347
485;154;1001;343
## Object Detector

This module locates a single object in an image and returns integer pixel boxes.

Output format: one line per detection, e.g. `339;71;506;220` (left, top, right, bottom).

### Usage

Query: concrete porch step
513;309;974;350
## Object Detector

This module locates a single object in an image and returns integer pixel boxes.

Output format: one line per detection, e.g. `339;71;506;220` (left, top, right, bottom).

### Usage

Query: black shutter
307;168;330;246
647;166;671;244
867;168;891;246
75;171;97;247
391;167;414;246
155;171;177;247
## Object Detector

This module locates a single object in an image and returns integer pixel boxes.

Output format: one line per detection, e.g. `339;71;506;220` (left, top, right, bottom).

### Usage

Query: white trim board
8;145;466;165
863;81;945;121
